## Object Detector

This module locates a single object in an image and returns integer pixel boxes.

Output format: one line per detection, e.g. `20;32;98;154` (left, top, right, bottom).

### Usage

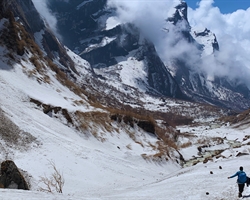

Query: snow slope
0;48;250;200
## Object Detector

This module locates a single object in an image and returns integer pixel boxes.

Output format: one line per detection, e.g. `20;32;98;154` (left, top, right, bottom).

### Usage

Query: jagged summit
192;27;219;56
168;0;189;25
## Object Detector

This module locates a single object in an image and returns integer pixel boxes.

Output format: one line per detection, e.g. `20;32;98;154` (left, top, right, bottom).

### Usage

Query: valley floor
0;156;250;200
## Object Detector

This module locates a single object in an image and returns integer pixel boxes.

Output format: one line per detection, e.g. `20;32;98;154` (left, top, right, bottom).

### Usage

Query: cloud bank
32;0;61;39
107;0;250;87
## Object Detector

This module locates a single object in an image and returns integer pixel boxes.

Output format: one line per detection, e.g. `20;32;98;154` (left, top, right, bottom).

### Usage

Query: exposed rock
236;152;249;157
168;1;189;25
30;98;74;125
0;160;29;190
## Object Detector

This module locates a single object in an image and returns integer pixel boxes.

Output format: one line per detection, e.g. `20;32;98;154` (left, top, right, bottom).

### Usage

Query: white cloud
108;0;192;41
32;0;61;39
188;0;250;85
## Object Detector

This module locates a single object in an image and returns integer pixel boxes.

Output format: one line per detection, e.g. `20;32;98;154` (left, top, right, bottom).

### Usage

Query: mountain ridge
44;0;250;111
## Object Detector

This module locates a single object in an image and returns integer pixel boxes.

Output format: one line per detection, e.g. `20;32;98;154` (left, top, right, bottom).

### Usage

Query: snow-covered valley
1;0;250;199
0;47;250;200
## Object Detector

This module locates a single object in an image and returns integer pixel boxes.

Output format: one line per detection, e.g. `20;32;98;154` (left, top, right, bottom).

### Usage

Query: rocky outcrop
80;24;140;68
193;28;219;53
46;0;108;52
168;1;189;25
0;160;29;190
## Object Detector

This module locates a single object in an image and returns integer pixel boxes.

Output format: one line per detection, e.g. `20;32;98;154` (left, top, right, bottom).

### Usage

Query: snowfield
0;50;250;200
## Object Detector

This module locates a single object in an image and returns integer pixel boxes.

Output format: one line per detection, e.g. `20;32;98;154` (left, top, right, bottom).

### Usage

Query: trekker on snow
228;166;247;198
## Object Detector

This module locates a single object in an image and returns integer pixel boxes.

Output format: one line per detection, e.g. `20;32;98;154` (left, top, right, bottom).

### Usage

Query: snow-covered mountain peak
167;0;189;26
191;27;219;57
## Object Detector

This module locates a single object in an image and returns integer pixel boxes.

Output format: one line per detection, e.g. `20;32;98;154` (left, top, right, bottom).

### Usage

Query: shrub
38;160;64;193
29;56;44;72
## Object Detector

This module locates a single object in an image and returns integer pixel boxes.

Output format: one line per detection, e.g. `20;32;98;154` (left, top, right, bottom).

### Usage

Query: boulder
0;160;29;190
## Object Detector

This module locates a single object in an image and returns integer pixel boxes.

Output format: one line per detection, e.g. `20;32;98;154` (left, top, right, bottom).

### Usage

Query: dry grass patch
126;130;136;141
46;59;85;97
29;56;44;72
135;141;144;147
108;107;180;159
149;142;157;150
180;141;192;148
73;100;85;106
0;12;43;57
75;111;113;136
197;138;210;145
211;137;224;145
140;140;176;162
220;109;249;125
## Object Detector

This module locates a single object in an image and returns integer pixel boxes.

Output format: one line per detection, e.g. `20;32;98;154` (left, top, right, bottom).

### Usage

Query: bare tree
38;176;53;193
38;160;65;193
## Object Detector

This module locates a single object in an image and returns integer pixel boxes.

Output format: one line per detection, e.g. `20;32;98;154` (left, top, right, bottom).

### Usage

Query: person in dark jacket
228;166;247;198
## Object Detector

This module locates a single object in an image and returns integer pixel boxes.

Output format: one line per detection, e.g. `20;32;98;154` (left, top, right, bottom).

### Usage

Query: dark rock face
47;0;108;52
1;0;44;35
47;0;187;99
167;1;194;43
212;36;219;52
140;40;186;98
0;160;29;190
80;24;140;68
11;0;45;33
168;1;189;25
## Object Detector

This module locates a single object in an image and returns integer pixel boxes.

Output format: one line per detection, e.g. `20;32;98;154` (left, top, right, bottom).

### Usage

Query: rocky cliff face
47;0;187;100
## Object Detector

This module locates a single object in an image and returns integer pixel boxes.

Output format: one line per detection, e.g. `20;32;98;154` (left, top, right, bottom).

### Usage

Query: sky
186;0;250;13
